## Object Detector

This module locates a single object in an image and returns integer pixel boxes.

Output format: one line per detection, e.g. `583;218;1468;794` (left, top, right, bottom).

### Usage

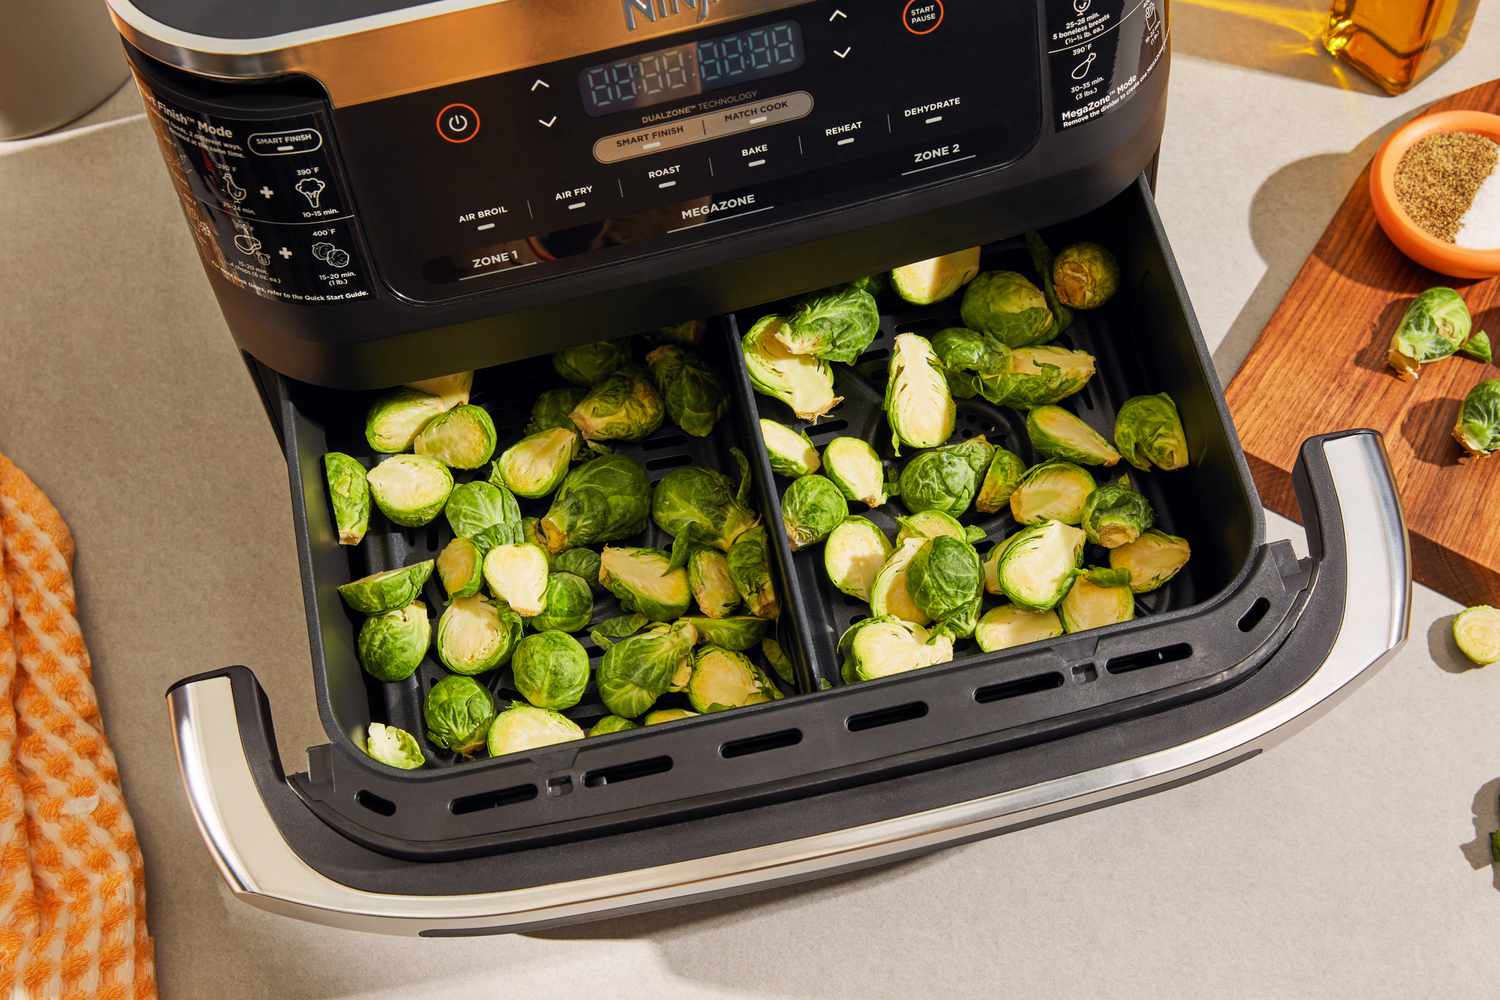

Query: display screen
579;20;804;117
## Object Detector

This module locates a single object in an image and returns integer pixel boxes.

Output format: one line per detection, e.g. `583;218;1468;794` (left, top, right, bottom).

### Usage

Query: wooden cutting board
1226;79;1500;607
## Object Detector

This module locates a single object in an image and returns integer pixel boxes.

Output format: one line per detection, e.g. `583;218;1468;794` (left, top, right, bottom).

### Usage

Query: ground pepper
1393;131;1499;243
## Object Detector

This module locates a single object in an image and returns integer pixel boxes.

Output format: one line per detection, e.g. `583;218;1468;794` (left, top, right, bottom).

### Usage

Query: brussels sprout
1454;378;1500;458
688;646;780;712
1027;406;1120;467
323;452;370;546
364;388;447;453
520;517;550;556
596;620;698;718
1452;605;1500;666
896;435;994;516
885;333;956;454
553;548;602;591
496;427;579;499
656;319;705;347
982;533;1021;596
414;404;498;470
1387;287;1480;379
600;546;691;622
589;715;640;735
487;702;585;757
849;273;888;297
727;525;780;619
338;560;434;614
652;463;760;562
357;602;431;681
436;595;520;675
1114;394;1188;472
644;708;700;725
1025;231;1075;341
423;675;497;755
1460;330;1493;363
997;520;1085;611
482;542;550;617
894;510;985;547
367;454;454;527
436;537;483;599
930;327;1012;400
1009;460;1095;525
589;612;649;647
839;616;954;682
644;344;728;438
824;516;894;602
569;369;665;442
1060;567;1136;633
540;454;652;552
960;271;1054;348
689;548;740;619
974;604;1065;653
777;286;881;363
363;722;425;770
822;437;887;507
447;479;522;549
760;418;821;478
512;630;590;709
531;572;595;633
985;345;1096;409
1052;242;1120;310
1081;477;1155;549
403;370;473;410
554;339;632;386
889;247;981;305
907;535;984;625
781;475;848;550
679;615;770;651
762;637;795;686
1108;530;1191;593
975;447;1027;514
743;315;843;421
526;386;587;436
869;537;929;626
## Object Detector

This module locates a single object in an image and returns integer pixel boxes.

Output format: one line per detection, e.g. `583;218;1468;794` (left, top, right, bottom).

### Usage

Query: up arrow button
829;8;847;18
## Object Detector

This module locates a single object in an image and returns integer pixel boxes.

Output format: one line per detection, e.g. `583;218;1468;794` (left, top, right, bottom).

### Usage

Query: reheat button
436;103;480;143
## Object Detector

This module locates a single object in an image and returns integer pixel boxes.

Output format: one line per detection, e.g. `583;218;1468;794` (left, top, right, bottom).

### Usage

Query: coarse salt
1455;170;1500;249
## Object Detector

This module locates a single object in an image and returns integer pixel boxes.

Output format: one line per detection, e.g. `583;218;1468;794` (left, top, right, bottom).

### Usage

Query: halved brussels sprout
727;525;780;619
553;548;602;591
777;286;881;363
367;454;454;527
446;479;522;549
338;559;434;614
404;370;473;410
596;620;698;718
589;715;640;736
896;435;994;516
960;271;1054;348
907;536;984;624
526;386;587;435
839;616;954;682
1453;605;1500;666
1009;460;1095;525
497;427;579;499
1460;330;1493;363
822;437;887;507
323;452;370;546
869;537;930;626
1027;406;1120;467
889;247;981;305
1108;530;1191;593
531;572;595;633
975;447;1027;513
743;315;842;421
894;510;985;547
435;538;483;599
482;542;550;617
599;546;691;622
357;602;431;682
487;702;585;757
1387;287;1477;379
688;646;780;712
414;404;498;470
540;454;652;553
930;327;1011;400
645;344;728;438
885;332;956;454
589;612;649;647
512;630;591;709
781;474;849;551
423;674;496;756
762;637;795;685
1052;242;1120;310
849;273;888;296
986;345;1096;409
689;548;741;619
652;463;760;561
1454;378;1500;458
761;418;821;478
569;369;665;442
365;388;447;453
1081;477;1155;549
521;516;549;555
1059;567;1136;633
824;516;894;602
974;604;1064;653
982;533;1020;595
436;595;520;675
363;722;425;769
554;339;632;386
997;520;1085;611
656;319;705;347
678;615;769;651
644;708;700;725
1114;394;1188;471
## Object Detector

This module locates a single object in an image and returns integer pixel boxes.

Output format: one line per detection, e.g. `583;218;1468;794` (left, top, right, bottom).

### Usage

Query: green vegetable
487;702;585;757
323;452;370;546
678;615;769;651
981;534;1014;596
1059;567;1135;633
337;560;434;614
689;548;741;619
687;646;780;712
554;339;631;386
496;427;579;498
762;637;795;686
849;273;888;297
646;344;728;437
1454;378;1500;458
364;388;447;453
589;715;639;736
974;605;1064;653
1108;530;1191;593
644;708;699;725
413;404;498;470
760;419;821;477
367;454;454;527
727;525;780;619
521;516;549;554
1025;231;1074;344
525;386;587;435
997;520;1085;611
1081;477;1155;549
589;612;649;647
781;474;848;550
777;286;881;363
357;602;430;682
553;548;603;592
907;536;984;626
1452;605;1500;666
885;332;956;454
599;546;691;622
823;516;893;602
435;594;520;675
569;368;665;442
540;454;652;553
655;319;705;347
839;616;954;682
960;271;1054;347
822;437;887;507
531;572;595;633
1459;330;1492;363
930;327;1011;400
423;675;497;756
436;537;484;598
482;542;550;617
596;620;698;718
1114;394;1188;472
985;345;1096;409
403;371;472;410
651;462;760;563
1387;287;1479;379
512;630;591;709
889;248;981;305
743;315;842;421
896;435;994;516
1010;460;1095;525
894;510;985;547
975;447;1027;513
869;538;929;626
1052;242;1120;310
363;723;425;769
1026;406;1120;466
447;479;522;549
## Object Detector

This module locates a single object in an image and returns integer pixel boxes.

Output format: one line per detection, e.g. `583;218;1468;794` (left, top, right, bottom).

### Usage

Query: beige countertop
3;4;1500;997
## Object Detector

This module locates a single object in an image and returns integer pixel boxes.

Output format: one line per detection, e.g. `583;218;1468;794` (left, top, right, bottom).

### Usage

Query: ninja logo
623;0;713;31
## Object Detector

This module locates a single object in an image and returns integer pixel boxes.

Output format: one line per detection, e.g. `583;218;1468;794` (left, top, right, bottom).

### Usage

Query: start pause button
902;0;944;34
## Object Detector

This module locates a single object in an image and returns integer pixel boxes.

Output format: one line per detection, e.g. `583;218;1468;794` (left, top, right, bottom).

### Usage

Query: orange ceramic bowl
1369;109;1500;279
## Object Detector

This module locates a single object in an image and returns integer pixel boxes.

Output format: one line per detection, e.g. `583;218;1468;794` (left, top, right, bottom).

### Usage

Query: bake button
436;103;480;143
902;0;945;34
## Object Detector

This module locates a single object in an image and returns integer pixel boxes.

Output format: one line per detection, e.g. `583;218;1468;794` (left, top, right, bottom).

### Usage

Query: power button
436;103;480;143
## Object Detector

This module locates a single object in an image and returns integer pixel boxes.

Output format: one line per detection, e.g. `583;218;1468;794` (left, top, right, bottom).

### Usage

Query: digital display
579;20;804;117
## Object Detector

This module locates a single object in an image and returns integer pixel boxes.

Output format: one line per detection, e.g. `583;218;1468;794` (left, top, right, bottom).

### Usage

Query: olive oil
1323;0;1481;94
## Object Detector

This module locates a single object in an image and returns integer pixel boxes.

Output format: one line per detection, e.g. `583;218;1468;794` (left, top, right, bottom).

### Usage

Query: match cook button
436;103;480;143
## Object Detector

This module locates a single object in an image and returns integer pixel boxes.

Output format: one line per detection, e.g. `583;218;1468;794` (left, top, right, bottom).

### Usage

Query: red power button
436;103;480;143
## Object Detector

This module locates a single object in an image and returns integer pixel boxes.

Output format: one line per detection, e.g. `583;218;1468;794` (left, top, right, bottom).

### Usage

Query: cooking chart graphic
295;177;327;209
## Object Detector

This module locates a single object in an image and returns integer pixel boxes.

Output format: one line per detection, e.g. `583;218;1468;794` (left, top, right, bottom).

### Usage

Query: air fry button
436;103;480;143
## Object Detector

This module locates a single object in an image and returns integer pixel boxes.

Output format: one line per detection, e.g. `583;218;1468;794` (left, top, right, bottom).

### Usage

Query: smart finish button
437;103;480;143
902;0;944;34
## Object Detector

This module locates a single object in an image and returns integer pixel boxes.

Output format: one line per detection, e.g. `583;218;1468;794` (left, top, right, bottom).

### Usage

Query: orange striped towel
0;456;156;999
